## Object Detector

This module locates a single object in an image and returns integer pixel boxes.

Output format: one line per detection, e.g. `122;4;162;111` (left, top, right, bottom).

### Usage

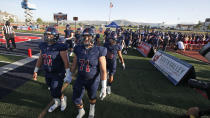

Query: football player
123;29;131;54
64;24;73;39
71;28;107;118
65;34;75;57
75;28;82;45
33;26;72;112
94;34;101;46
117;31;125;50
103;28;111;44
104;31;125;95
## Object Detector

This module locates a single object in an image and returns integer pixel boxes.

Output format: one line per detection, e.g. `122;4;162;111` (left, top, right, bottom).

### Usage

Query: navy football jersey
74;45;107;80
117;36;124;45
64;29;73;38
65;38;75;49
104;43;121;60
39;42;68;73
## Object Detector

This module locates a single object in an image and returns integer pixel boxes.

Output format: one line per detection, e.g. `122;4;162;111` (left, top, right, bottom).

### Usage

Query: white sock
48;98;60;112
76;108;85;118
61;96;67;111
89;104;95;117
107;86;111;94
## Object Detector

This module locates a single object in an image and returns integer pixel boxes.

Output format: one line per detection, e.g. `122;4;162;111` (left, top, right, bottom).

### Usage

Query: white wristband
34;67;39;73
101;79;107;88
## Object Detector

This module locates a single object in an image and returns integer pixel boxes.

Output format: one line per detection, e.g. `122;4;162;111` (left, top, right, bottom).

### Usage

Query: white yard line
0;52;28;57
16;32;43;36
0;53;39;76
0;60;10;64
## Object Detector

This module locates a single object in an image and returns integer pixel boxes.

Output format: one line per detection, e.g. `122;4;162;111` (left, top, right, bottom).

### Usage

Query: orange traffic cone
28;48;32;57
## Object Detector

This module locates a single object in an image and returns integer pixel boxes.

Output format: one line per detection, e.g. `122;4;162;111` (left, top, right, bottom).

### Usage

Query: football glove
122;63;125;70
99;79;107;100
64;68;72;83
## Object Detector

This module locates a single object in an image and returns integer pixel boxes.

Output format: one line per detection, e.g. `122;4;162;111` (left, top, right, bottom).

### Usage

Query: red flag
110;2;113;8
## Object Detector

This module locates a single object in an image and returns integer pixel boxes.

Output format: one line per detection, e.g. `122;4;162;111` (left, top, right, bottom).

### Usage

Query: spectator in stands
2;21;16;51
162;33;170;51
176;39;185;51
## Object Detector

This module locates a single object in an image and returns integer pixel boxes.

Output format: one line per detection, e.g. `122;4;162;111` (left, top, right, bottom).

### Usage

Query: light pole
73;17;78;32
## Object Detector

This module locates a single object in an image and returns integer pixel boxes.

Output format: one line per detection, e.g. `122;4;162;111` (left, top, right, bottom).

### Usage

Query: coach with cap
2;21;16;51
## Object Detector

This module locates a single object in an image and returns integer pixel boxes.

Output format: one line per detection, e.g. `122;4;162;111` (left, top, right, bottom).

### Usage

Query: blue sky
0;0;210;24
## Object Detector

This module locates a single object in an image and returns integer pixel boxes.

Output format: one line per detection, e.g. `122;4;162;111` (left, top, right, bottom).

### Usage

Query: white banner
151;51;193;85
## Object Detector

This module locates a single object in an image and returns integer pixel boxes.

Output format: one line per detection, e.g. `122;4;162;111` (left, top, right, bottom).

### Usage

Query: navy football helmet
66;24;70;30
110;31;118;41
95;34;100;39
44;27;59;43
81;28;95;47
82;28;95;37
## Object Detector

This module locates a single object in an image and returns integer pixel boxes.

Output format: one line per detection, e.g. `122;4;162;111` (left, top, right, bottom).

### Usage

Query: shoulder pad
56;43;68;51
39;42;47;50
97;46;107;57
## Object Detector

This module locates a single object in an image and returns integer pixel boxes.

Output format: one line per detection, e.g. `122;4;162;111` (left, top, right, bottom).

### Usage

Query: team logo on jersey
42;54;52;66
79;59;90;72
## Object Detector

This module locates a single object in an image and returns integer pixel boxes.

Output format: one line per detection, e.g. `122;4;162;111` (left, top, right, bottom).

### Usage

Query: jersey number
42;54;52;66
79;59;90;72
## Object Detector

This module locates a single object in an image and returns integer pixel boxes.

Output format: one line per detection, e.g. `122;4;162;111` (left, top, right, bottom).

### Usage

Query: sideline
0;53;39;76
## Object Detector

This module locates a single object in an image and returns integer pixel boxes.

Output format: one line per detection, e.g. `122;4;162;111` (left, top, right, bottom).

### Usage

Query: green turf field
0;54;25;67
0;49;210;118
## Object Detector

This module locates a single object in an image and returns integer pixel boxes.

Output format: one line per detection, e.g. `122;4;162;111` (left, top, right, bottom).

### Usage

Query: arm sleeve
38;42;44;50
58;43;68;51
99;46;107;57
117;45;122;51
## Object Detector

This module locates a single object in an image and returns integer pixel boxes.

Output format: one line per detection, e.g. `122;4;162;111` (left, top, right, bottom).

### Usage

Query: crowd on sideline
104;28;210;52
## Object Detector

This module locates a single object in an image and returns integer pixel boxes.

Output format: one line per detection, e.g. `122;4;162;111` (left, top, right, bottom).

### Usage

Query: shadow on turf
196;70;210;81
42;92;182;118
112;56;210;112
180;58;209;66
0;83;48;108
0;79;52;118
123;48;145;57
0;114;29;118
0;60;44;99
97;99;184;118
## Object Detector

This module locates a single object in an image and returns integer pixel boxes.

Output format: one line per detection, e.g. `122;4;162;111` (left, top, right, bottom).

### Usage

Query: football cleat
61;96;67;111
48;98;61;112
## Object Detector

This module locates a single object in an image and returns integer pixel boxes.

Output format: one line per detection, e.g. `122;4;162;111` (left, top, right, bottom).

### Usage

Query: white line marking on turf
0;60;10;63
0;37;42;44
0;52;28;57
16;32;43;36
0;53;39;76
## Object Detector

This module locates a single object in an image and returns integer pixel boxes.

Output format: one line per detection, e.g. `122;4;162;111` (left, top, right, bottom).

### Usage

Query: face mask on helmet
44;33;56;43
110;38;117;44
82;35;94;48
81;28;95;48
44;28;59;43
66;24;70;30
109;32;118;44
